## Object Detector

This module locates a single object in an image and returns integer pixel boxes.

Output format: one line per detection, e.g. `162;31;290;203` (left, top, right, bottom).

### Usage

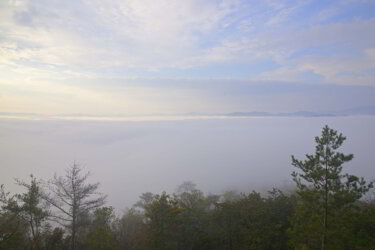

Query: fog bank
1;116;374;211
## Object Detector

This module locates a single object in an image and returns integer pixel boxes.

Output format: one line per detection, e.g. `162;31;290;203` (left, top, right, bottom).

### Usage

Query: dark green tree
213;190;294;250
0;184;28;250
84;206;117;250
15;175;49;249
42;226;68;250
290;125;373;250
173;182;212;250
143;192;181;250
114;208;146;250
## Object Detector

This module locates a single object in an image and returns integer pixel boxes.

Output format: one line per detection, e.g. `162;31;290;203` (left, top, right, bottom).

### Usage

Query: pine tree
289;125;373;250
15;175;49;249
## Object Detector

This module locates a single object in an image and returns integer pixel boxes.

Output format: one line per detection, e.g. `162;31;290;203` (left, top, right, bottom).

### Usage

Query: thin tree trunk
322;147;328;250
72;202;77;250
72;213;76;250
72;166;77;250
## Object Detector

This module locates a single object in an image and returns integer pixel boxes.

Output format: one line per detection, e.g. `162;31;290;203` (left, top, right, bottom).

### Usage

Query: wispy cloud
1;0;375;115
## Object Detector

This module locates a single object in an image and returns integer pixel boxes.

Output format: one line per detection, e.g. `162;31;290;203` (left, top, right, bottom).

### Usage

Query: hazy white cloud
265;0;309;26
259;49;375;85
0;0;245;69
317;7;339;21
1;0;375;115
1;0;372;71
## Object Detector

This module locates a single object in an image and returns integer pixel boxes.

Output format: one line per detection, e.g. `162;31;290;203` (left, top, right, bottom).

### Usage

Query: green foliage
173;183;214;250
114;208;146;250
15;175;50;248
84;206;117;250
143;192;181;250
1;177;49;250
0;184;28;250
137;183;295;250
213;190;294;250
42;226;68;250
289;125;373;250
0;212;28;250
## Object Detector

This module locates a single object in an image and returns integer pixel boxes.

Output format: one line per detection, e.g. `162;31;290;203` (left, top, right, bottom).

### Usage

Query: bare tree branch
43;163;106;250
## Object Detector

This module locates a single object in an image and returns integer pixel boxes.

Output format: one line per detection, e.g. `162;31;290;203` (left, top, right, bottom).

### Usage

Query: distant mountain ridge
224;106;375;117
333;106;375;116
225;111;335;117
1;106;375;119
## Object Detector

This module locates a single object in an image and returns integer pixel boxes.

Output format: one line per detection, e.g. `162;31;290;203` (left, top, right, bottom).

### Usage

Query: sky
1;0;375;116
1;1;375;210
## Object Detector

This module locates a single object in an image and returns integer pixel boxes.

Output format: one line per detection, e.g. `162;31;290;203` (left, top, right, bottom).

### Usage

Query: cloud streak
0;0;375;115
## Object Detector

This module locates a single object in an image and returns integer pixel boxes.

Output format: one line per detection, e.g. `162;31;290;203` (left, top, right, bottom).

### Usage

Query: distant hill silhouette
1;106;375;120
